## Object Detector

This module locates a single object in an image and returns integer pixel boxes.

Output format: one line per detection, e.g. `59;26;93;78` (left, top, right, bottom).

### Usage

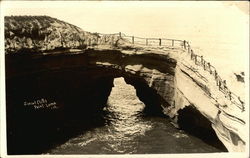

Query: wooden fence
120;34;184;48
188;46;245;111
93;32;245;112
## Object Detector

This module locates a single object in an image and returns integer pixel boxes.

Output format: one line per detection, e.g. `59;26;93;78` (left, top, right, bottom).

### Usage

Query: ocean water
46;77;225;154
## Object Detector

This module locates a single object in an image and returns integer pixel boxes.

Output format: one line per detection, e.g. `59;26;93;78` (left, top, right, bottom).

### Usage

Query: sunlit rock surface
91;45;246;152
5;16;246;153
165;52;246;152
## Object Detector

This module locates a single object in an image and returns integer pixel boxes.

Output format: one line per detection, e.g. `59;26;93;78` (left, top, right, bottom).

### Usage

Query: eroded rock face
89;48;246;152
6;48;246;152
5;49;177;154
164;59;246;152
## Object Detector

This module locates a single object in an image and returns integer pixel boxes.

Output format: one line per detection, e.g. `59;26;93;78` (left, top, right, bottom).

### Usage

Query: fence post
203;61;206;70
201;56;203;65
88;38;91;46
214;70;217;80
194;55;197;65
191;50;193;60
159;38;162;46
111;36;114;45
172;40;174;46
228;91;232;100
183;40;186;49
132;36;134;44
96;37;99;45
216;76;218;86
223;80;227;93
146;38;148;46
207;63;211;74
216;74;220;86
119;32;121;38
208;63;212;74
218;79;222;90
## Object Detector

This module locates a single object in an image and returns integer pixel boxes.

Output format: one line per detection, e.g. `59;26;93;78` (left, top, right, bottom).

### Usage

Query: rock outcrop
90;46;247;152
165;53;246;152
4;16;119;54
4;16;246;154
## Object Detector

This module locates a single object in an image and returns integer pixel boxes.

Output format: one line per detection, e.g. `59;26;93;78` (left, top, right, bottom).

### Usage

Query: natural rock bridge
5;16;246;154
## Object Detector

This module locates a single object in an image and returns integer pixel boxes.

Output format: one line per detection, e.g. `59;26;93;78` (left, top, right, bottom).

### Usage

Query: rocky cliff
5;16;120;54
164;50;246;152
88;46;247;152
4;16;246;153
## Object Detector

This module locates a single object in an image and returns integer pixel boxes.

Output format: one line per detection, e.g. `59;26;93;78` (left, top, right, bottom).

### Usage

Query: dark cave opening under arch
6;67;168;154
6;65;226;154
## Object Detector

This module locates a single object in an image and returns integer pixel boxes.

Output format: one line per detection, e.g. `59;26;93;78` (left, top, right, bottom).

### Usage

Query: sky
1;1;249;72
2;1;248;37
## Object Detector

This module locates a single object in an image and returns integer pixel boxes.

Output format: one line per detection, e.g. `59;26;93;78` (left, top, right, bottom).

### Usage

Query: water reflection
47;77;224;154
103;77;152;153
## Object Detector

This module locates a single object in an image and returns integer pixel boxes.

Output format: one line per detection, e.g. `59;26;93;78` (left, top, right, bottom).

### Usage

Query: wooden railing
119;32;184;48
92;32;245;112
188;44;245;112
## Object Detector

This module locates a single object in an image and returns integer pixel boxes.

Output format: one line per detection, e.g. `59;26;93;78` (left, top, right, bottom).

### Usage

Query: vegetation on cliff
4;16;99;54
